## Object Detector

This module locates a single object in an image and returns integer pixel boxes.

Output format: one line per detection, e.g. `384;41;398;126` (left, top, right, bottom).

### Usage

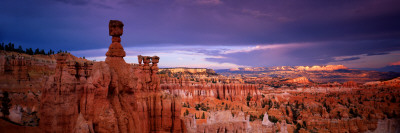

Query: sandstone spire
106;20;126;57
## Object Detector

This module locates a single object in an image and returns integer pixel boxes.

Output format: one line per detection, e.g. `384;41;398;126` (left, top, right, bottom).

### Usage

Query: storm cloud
1;0;400;68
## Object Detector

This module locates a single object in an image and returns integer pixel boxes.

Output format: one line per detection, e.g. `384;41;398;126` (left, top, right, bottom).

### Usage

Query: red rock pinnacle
106;20;126;57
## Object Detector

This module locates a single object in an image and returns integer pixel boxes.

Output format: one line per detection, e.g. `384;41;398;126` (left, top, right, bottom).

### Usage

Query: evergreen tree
40;49;45;55
17;45;24;53
259;114;264;120
5;43;13;51
268;115;278;123
34;48;40;55
184;109;189;116
349;108;355;117
10;43;15;51
201;112;205;119
1;91;11;118
391;97;396;103
26;48;34;55
47;49;53;55
0;43;4;50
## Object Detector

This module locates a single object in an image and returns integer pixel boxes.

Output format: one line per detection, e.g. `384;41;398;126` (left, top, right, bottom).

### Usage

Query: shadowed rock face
39;20;184;133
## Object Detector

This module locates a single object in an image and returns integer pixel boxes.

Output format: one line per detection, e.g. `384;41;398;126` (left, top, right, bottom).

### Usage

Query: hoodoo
2;19;398;133
39;20;184;133
106;20;126;58
1;1;400;132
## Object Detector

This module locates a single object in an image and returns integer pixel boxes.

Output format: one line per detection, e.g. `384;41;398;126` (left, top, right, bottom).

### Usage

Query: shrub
1;91;11;118
184;109;189;116
259;114;264;120
249;114;257;121
268;115;278;123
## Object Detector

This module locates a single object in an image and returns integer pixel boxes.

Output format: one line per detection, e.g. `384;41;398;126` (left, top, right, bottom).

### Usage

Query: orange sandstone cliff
39;20;184;133
1;20;400;133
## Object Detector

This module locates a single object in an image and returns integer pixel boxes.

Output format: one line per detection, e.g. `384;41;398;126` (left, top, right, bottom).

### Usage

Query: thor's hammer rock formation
40;20;184;133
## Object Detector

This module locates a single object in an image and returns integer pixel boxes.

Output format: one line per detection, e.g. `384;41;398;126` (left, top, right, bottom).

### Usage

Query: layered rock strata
39;20;184;133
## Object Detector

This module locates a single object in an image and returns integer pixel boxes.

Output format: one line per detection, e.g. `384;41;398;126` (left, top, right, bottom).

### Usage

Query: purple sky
1;0;400;69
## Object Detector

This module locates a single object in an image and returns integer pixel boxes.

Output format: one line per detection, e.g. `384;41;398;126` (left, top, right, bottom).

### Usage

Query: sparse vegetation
0;42;66;55
195;103;209;111
268;115;278;123
184;109;189;116
259;114;264;120
249;114;257;121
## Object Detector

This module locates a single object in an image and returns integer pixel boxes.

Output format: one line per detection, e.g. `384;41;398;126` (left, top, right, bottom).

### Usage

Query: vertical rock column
143;56;151;84
151;56;160;91
104;20;131;93
138;55;143;66
105;20;126;65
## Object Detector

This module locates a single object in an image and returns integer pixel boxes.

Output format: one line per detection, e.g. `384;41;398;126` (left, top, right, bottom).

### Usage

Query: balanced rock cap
109;20;124;37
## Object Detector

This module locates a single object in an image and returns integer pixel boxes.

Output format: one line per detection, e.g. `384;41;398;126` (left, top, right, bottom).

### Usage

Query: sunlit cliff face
158;67;400;132
1;0;400;132
1;40;400;132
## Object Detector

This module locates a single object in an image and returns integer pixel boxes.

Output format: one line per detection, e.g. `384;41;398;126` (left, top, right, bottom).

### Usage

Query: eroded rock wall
39;20;184;133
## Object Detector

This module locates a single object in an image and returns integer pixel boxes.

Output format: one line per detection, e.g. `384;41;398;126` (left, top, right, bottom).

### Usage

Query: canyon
0;20;399;133
159;67;400;133
1;20;183;133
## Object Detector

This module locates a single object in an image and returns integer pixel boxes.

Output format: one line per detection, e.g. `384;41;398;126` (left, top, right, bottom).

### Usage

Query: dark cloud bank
1;0;399;68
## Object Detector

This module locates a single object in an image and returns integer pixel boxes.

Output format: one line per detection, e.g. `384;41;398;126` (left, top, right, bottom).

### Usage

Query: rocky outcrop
0;90;41;126
161;77;261;102
342;81;358;88
366;119;400;133
40;53;92;132
159;68;216;75
0;55;30;81
0;51;56;92
190;111;251;133
262;112;274;127
1;19;399;133
39;20;184;133
286;77;311;84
